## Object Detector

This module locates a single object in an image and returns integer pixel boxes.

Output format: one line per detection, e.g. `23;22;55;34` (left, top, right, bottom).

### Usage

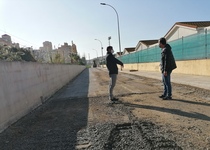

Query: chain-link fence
119;29;210;63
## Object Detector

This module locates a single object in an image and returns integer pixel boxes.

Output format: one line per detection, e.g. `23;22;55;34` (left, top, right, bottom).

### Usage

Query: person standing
159;37;177;100
106;46;124;101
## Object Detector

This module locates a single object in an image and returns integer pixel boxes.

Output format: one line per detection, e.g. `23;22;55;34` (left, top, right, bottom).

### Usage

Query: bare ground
88;68;210;149
0;68;210;149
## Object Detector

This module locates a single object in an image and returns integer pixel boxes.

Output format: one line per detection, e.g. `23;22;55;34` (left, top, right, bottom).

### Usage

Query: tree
53;53;62;63
0;46;36;62
69;53;85;65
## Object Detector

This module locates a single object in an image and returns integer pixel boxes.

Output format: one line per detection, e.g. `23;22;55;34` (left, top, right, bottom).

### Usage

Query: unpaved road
0;68;210;149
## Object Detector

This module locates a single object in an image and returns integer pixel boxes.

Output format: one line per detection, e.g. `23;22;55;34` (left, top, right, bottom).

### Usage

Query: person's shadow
122;98;210;122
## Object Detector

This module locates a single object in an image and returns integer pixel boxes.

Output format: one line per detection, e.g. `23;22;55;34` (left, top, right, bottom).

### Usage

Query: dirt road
0;68;210;149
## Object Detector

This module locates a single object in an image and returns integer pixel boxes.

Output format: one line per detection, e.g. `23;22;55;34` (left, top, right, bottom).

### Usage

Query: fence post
182;36;184;60
156;45;158;62
205;28;207;59
137;50;139;70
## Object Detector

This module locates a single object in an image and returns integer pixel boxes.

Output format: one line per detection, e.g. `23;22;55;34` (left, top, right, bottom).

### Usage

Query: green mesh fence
119;29;210;63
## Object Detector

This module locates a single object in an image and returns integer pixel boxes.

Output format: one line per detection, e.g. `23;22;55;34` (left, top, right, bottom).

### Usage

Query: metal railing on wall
119;29;210;63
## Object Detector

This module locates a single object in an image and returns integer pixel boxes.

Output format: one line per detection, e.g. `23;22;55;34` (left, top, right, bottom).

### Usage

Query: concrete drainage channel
76;122;182;150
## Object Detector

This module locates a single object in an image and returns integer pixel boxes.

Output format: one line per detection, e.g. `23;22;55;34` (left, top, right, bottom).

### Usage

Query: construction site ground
0;68;210;150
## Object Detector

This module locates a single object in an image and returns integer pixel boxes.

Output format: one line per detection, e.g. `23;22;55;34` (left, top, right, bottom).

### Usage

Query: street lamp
108;36;111;46
94;39;103;66
100;3;121;56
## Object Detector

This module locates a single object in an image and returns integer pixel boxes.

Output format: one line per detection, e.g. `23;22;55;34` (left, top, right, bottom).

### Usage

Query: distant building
34;40;79;63
71;41;78;54
130;21;210;56
115;52;123;57
141;21;210;50
2;34;12;45
0;38;6;46
0;34;12;46
123;47;135;55
0;34;20;48
57;43;71;63
165;21;210;42
135;40;158;51
43;41;52;51
38;41;53;63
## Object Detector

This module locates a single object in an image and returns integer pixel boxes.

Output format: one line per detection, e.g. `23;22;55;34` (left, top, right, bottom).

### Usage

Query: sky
1;0;210;59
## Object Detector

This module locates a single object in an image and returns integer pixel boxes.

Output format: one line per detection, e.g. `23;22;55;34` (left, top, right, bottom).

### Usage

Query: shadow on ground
123;101;210;122
0;69;90;150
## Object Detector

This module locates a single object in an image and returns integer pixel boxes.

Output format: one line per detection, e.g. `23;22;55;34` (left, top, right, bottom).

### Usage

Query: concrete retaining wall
0;62;85;132
123;59;210;76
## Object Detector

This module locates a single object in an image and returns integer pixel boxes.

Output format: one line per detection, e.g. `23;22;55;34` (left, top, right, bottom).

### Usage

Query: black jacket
160;44;177;73
106;52;123;75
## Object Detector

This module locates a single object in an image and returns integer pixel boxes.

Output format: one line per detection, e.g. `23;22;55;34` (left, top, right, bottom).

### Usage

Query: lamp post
94;39;103;66
100;3;121;56
108;36;111;46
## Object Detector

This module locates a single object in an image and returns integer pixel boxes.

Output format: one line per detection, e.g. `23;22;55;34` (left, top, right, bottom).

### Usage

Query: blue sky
1;0;210;59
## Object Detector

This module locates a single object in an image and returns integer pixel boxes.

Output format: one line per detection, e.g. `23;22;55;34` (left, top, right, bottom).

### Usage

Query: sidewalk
120;69;210;90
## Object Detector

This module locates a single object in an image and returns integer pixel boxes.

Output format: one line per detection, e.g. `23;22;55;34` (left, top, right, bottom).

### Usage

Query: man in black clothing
106;46;124;101
159;37;177;100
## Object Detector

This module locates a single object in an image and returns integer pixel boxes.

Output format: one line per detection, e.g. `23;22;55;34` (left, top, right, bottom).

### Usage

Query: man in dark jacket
106;46;124;101
159;37;177;100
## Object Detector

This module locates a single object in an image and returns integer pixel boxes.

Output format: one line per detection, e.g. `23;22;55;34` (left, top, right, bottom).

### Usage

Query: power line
0;28;40;48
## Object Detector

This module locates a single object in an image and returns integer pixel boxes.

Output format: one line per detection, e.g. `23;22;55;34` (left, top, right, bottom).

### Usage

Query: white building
135;40;158;51
123;47;135;55
165;21;210;42
134;21;210;51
